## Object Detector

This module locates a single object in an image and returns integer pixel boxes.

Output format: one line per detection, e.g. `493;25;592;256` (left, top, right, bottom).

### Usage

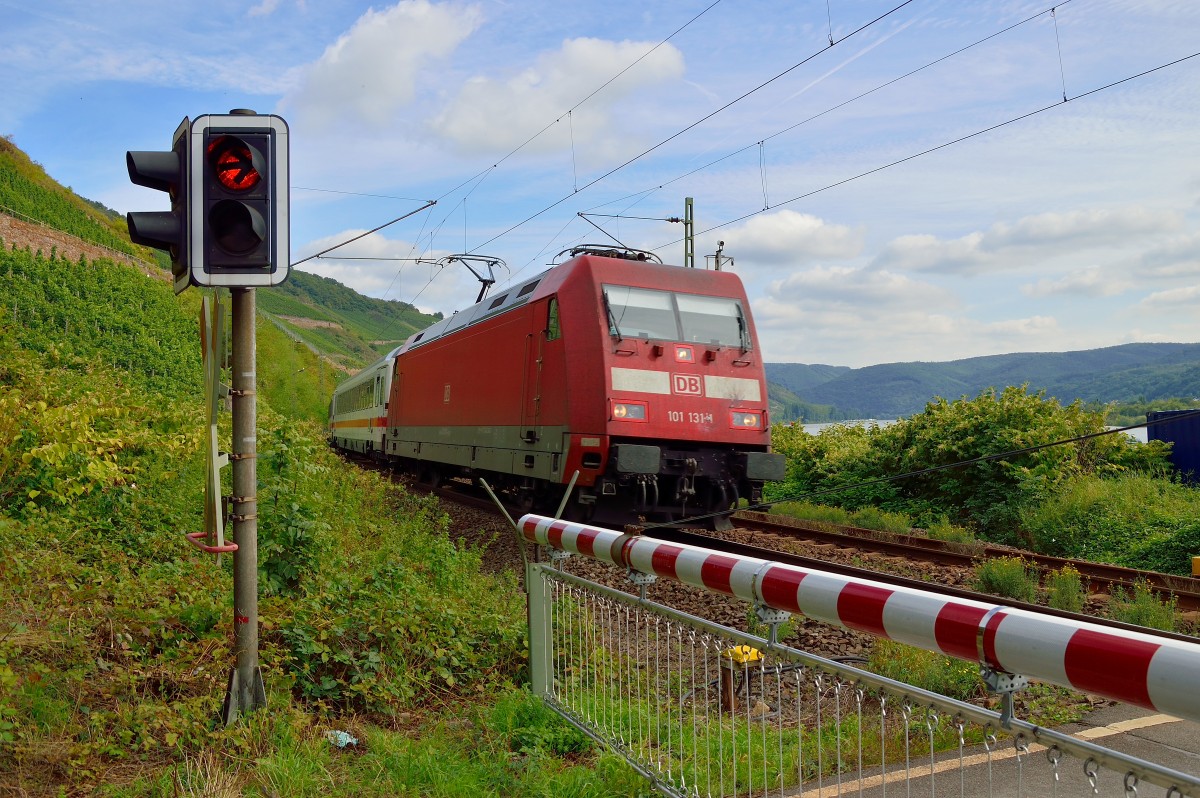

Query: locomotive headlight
730;411;763;429
612;401;648;421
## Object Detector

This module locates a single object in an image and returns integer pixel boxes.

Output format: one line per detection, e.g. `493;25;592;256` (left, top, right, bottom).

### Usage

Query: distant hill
767;343;1200;420
259;270;441;372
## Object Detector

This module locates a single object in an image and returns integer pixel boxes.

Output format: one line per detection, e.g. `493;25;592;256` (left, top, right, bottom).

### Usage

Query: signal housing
190;112;290;288
126;117;191;294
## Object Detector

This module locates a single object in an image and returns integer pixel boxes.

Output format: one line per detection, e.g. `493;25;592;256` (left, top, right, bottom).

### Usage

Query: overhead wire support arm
290;199;437;268
577;212;631;249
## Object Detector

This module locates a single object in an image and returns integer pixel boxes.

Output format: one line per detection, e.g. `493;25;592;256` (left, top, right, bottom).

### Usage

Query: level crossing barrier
520;513;1200;797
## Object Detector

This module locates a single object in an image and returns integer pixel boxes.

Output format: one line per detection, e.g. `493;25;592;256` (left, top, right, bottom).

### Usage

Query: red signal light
208;136;262;192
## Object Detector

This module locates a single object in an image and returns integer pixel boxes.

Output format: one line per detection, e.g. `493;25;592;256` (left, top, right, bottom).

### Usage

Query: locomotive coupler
675;458;699;502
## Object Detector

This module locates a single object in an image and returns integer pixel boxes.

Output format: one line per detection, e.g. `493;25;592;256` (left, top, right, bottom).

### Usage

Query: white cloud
1020;267;1131;298
720;210;864;266
873;207;1183;274
248;0;285;17
1139;285;1200;309
1135;233;1200;278
759;265;950;310
431;37;685;157
283;0;482;128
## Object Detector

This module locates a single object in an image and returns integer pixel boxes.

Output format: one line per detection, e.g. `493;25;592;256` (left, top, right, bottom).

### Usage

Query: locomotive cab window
603;286;677;340
603;284;748;349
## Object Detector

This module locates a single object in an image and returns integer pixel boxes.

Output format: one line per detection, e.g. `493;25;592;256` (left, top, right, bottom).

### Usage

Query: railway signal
126;117;192;294
191;111;290;288
125;111;290;292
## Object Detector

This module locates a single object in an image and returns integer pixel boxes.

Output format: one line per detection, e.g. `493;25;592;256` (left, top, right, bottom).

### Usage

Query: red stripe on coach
837;583;892;637
934;602;989;662
650;544;684;580
1064;629;1158;710
700;555;737;595
759;566;806;613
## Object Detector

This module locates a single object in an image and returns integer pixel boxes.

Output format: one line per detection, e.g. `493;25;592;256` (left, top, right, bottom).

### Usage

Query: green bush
972;556;1037;603
924;516;977;545
867;639;983;701
1045;565;1085;613
847;505;913;535
1021;475;1200;573
1109;581;1177;632
490;690;592;757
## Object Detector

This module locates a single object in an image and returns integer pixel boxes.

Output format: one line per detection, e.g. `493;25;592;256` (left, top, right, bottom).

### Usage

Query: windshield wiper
736;305;750;353
604;293;624;342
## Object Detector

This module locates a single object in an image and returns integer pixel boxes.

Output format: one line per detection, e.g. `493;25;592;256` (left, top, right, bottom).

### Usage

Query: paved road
818;703;1200;797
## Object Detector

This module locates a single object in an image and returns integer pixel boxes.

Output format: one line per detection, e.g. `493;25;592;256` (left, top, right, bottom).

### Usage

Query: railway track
342;452;1199;633
723;510;1200;613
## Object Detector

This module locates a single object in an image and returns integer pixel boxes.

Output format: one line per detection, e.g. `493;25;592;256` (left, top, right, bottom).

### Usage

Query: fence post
527;561;553;697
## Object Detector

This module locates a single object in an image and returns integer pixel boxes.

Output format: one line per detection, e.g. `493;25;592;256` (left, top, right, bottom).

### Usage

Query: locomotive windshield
603;285;749;349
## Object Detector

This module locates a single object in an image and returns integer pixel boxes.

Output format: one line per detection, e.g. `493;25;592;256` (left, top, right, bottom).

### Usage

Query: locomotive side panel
385;300;572;485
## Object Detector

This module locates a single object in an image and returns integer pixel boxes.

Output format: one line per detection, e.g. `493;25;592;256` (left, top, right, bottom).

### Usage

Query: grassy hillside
0;140;633;795
767;381;849;424
0;136;142;259
765;362;852;395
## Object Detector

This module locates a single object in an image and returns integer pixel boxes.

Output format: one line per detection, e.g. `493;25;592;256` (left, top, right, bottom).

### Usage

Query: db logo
672;374;703;396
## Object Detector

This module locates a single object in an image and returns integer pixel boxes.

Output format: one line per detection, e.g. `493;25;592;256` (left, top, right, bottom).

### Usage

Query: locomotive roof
396;253;747;355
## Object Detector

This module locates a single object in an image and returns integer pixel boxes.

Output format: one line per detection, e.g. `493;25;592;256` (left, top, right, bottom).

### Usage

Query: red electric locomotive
330;247;784;527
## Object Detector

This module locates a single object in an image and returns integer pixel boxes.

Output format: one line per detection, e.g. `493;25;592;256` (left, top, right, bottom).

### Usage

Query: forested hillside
767;343;1200;420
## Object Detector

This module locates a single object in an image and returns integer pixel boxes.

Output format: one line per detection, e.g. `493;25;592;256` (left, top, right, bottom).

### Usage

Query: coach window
546;298;561;341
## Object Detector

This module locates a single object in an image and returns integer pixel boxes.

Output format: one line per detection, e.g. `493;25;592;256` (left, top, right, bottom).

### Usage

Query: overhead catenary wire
571;0;1075;237
651;48;1200;253
468;0;917;254
290;200;436;268
431;0;727;208
324;0;731;326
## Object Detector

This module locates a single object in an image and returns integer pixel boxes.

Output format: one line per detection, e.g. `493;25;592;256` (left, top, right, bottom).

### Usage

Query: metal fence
522;514;1200;798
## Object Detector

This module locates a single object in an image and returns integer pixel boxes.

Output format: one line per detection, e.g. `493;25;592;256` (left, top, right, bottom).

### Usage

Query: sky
3;0;1198;368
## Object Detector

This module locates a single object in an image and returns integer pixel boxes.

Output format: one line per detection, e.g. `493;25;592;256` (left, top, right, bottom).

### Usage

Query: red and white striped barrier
519;513;1200;724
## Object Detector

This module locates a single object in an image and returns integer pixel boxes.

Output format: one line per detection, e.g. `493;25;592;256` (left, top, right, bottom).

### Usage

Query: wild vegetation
0;137;644;793
766;387;1200;584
